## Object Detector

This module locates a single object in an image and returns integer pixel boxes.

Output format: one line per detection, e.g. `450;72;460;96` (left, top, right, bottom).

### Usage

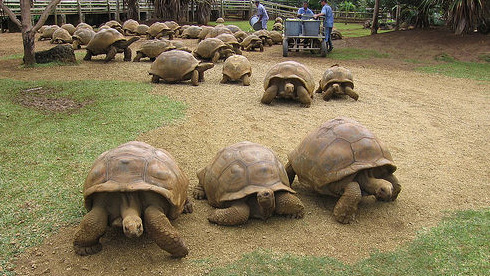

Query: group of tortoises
74;117;401;257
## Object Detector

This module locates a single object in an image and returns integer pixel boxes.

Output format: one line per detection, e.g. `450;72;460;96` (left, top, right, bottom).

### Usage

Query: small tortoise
103;20;123;33
254;30;273;47
51;28;73;44
315;64;359;101
169;40;192;52
147;22;174;40
197;26;213;41
272;22;283;31
61;23;76;35
38;25;60;41
133;39;176;62
84;28;139;62
216;33;242;55
225;24;241;33
135;24;149;35
286;117;401;224
122;19;139;35
216;17;225;24
240;34;263;52
181;26;202;39
194;141;305;225
205;26;233;39
221;55;252;86
149;50;214;85
261;61;315;107
233;30;248;43
75;22;93;31
72;28;96;49
193;38;234;63
164;21;181;34
269;31;283;45
73;141;193;257
275;17;283;24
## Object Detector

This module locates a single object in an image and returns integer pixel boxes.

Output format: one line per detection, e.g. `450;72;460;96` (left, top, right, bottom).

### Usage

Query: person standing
255;0;269;30
314;0;334;52
297;1;314;19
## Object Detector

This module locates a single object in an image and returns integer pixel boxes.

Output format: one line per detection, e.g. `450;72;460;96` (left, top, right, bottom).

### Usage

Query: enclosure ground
0;27;488;275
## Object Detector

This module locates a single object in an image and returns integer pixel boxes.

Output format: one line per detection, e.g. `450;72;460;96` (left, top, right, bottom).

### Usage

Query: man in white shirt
255;0;269;30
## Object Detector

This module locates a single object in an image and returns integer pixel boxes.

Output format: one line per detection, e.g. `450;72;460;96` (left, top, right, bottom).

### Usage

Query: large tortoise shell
264;61;316;93
149;50;199;82
222;55;252;80
194;38;229;59
84;141;189;219
288;117;396;194
197;141;294;208
319;65;355;91
86;28;126;54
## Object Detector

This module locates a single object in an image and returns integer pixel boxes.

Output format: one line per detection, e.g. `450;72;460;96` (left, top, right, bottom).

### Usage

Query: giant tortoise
84;28;139;62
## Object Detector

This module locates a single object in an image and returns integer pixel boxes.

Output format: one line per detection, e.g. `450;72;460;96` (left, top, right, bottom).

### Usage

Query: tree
153;0;189;21
125;0;139;20
0;0;62;66
371;0;380;34
195;0;212;24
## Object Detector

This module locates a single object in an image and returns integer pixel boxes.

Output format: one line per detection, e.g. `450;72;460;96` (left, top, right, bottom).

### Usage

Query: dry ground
0;27;489;275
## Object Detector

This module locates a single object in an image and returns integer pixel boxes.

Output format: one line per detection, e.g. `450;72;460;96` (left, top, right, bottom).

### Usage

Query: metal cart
282;17;327;57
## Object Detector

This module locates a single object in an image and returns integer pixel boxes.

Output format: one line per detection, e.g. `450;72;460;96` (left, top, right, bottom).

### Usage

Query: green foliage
416;60;490;81
0;79;186;271
208;209;490;275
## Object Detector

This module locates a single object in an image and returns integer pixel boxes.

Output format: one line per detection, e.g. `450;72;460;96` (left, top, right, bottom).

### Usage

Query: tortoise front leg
323;86;335;101
73;205;108;256
83;50;93;61
133;52;144;62
220;74;229;84
384;174;401;201
333;181;362;224
261;84;278;104
211;51;220;63
151;74;160;83
208;200;250;226
191;70;199;86
274;191;305;219
194;168;207;200
344;86;359;101
315;80;323;93
297;86;312;107
123;47;132;61
241;74;250;86
144;205;188;258
105;46;117;62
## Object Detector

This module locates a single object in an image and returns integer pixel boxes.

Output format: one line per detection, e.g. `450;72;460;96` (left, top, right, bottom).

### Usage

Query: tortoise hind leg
73;199;108;256
123;47;132;61
274;191;304;219
83;50;93;61
191;70;199;86
144;205;188;258
208;200;250;226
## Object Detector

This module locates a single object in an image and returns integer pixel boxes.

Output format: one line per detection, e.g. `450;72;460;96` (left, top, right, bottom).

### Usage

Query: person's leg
326;27;333;51
262;19;268;30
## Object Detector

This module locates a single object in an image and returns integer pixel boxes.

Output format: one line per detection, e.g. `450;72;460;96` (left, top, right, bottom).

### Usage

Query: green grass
208;209;490;275
0;78;186;272
416;60;490;81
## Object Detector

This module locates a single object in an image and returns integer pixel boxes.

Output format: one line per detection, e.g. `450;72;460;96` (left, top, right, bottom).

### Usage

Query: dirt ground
1;26;489;275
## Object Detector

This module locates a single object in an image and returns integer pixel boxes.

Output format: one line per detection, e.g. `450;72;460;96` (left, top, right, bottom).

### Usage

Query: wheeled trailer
282;17;327;57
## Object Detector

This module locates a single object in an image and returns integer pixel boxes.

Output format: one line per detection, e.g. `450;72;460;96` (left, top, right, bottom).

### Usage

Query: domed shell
272;22;283;31
61;23;76;35
216;17;225;24
164;21;180;32
275;17;283;24
40;25;60;39
123;19;139;34
194;38;228;59
269;31;283;43
205;26;233;39
287;117;396;194
182;26;202;38
254;30;271;38
198;141;294;208
135;24;149;35
216;33;239;46
76;23;93;31
149;50;199;82
52;28;73;43
264;61;315;93
73;28;96;45
197;26;213;40
104;20;122;30
138;39;176;58
84;141;189;220
223;55;251;80
86;28;126;54
147;22;171;37
225;24;241;33
240;34;261;47
319;65;354;91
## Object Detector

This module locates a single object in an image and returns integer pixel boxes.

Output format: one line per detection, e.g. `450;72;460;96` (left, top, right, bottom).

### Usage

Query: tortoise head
122;215;143;238
285;82;295;94
256;189;275;220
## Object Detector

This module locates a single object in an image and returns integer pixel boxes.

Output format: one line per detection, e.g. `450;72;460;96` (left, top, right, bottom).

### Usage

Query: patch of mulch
17;86;87;113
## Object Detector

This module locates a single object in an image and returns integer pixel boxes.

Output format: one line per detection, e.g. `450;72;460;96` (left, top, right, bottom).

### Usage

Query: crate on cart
282;17;327;57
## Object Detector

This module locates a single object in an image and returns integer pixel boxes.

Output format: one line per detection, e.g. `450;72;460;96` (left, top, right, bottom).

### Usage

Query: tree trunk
370;0;380;35
22;30;36;66
126;0;139;20
196;1;210;25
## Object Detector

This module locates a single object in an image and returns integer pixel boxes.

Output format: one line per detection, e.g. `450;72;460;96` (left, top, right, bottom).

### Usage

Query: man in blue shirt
255;0;269;30
314;0;334;52
297;1;314;19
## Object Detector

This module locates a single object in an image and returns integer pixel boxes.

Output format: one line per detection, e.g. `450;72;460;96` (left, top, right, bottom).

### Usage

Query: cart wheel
283;39;288;57
320;40;327;57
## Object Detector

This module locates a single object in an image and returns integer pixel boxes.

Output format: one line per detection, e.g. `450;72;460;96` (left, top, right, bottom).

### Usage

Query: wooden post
115;0;120;21
77;0;84;23
107;0;111;20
